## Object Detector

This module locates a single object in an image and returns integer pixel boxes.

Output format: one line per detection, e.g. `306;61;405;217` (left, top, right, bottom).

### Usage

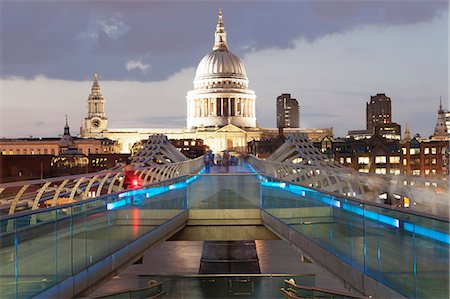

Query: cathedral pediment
215;124;247;133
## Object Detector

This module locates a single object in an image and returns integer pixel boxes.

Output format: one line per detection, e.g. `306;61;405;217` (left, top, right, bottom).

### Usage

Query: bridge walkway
0;164;448;299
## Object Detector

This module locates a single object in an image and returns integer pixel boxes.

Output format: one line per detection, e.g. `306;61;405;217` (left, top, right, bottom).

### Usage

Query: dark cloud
1;1;447;81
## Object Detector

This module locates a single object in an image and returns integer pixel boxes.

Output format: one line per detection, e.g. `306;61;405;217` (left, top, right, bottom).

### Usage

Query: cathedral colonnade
189;97;256;118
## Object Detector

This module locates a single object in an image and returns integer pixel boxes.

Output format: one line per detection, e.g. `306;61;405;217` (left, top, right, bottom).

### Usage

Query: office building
276;93;299;128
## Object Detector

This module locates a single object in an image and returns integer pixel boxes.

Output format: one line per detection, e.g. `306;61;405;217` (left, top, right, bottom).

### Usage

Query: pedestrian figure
204;150;213;173
223;150;230;172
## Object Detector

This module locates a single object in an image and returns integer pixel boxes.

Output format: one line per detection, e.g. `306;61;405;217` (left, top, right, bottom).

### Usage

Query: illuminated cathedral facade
81;10;332;153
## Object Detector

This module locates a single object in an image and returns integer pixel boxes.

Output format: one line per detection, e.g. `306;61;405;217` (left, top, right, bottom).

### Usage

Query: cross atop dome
213;8;228;51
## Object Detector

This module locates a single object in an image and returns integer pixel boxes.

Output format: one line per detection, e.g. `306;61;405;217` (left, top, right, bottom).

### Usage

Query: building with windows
80;10;332;154
366;93;391;131
276;93;299;128
0;119;124;182
0;120;120;156
400;137;448;177
316;129;404;175
314;133;448;178
348;93;400;140
314;101;450;178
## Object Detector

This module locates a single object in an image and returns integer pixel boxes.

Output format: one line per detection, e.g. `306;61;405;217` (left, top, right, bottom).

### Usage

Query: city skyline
1;1;448;138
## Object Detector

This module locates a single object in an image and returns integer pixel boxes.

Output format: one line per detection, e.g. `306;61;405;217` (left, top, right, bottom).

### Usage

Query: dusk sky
1;1;448;138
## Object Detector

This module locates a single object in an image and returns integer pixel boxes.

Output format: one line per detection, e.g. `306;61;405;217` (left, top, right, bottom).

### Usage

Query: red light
132;179;139;187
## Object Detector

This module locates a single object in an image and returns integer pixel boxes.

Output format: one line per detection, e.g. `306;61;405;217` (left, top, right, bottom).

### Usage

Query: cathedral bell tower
82;73;108;134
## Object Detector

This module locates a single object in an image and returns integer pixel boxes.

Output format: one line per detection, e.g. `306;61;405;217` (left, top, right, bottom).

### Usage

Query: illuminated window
339;157;344;164
375;168;386;174
31;149;34;155
403;159;407;166
431;148;437;154
9;150;13;155
432;158;437;165
424;148;430;154
184;141;189;146
346;157;352;164
389;169;400;175
412;170;420;176
410;148;420;155
358;157;369;164
358;169;369;173
375;156;387;164
402;148;407;155
389;156;400;164
425;169;430;175
432;169;437;175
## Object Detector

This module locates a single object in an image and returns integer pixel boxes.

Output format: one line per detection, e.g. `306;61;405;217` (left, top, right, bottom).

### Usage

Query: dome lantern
213;9;228;51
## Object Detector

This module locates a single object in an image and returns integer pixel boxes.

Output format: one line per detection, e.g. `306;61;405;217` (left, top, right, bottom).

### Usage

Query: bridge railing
281;279;367;298
0;173;193;299
246;155;449;218
0;156;203;216
260;174;449;299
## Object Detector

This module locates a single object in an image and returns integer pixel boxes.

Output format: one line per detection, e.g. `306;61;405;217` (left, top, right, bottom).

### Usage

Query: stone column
196;99;200;117
251;99;255;117
244;99;248;117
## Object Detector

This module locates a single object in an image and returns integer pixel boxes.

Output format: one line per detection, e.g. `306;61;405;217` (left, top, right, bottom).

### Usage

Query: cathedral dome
186;9;256;129
195;50;248;81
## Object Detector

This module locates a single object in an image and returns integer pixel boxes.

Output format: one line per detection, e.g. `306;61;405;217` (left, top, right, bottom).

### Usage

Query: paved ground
85;239;362;298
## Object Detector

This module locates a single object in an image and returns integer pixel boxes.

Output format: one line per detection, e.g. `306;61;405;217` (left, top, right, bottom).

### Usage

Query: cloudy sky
0;0;448;138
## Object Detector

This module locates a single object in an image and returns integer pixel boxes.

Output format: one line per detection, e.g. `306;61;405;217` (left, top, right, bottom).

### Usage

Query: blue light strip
320;196;341;208
110;170;204;210
107;198;130;210
341;203;399;228
261;181;286;188
247;164;258;174
263;177;450;244
168;181;187;191
404;222;450;245
263;179;400;227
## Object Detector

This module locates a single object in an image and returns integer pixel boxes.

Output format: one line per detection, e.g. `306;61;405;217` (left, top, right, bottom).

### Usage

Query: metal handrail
258;172;449;223
248;155;449;221
282;279;368;299
0;156;203;216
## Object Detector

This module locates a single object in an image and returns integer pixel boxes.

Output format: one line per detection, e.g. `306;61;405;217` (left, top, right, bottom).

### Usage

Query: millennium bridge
0;134;448;298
